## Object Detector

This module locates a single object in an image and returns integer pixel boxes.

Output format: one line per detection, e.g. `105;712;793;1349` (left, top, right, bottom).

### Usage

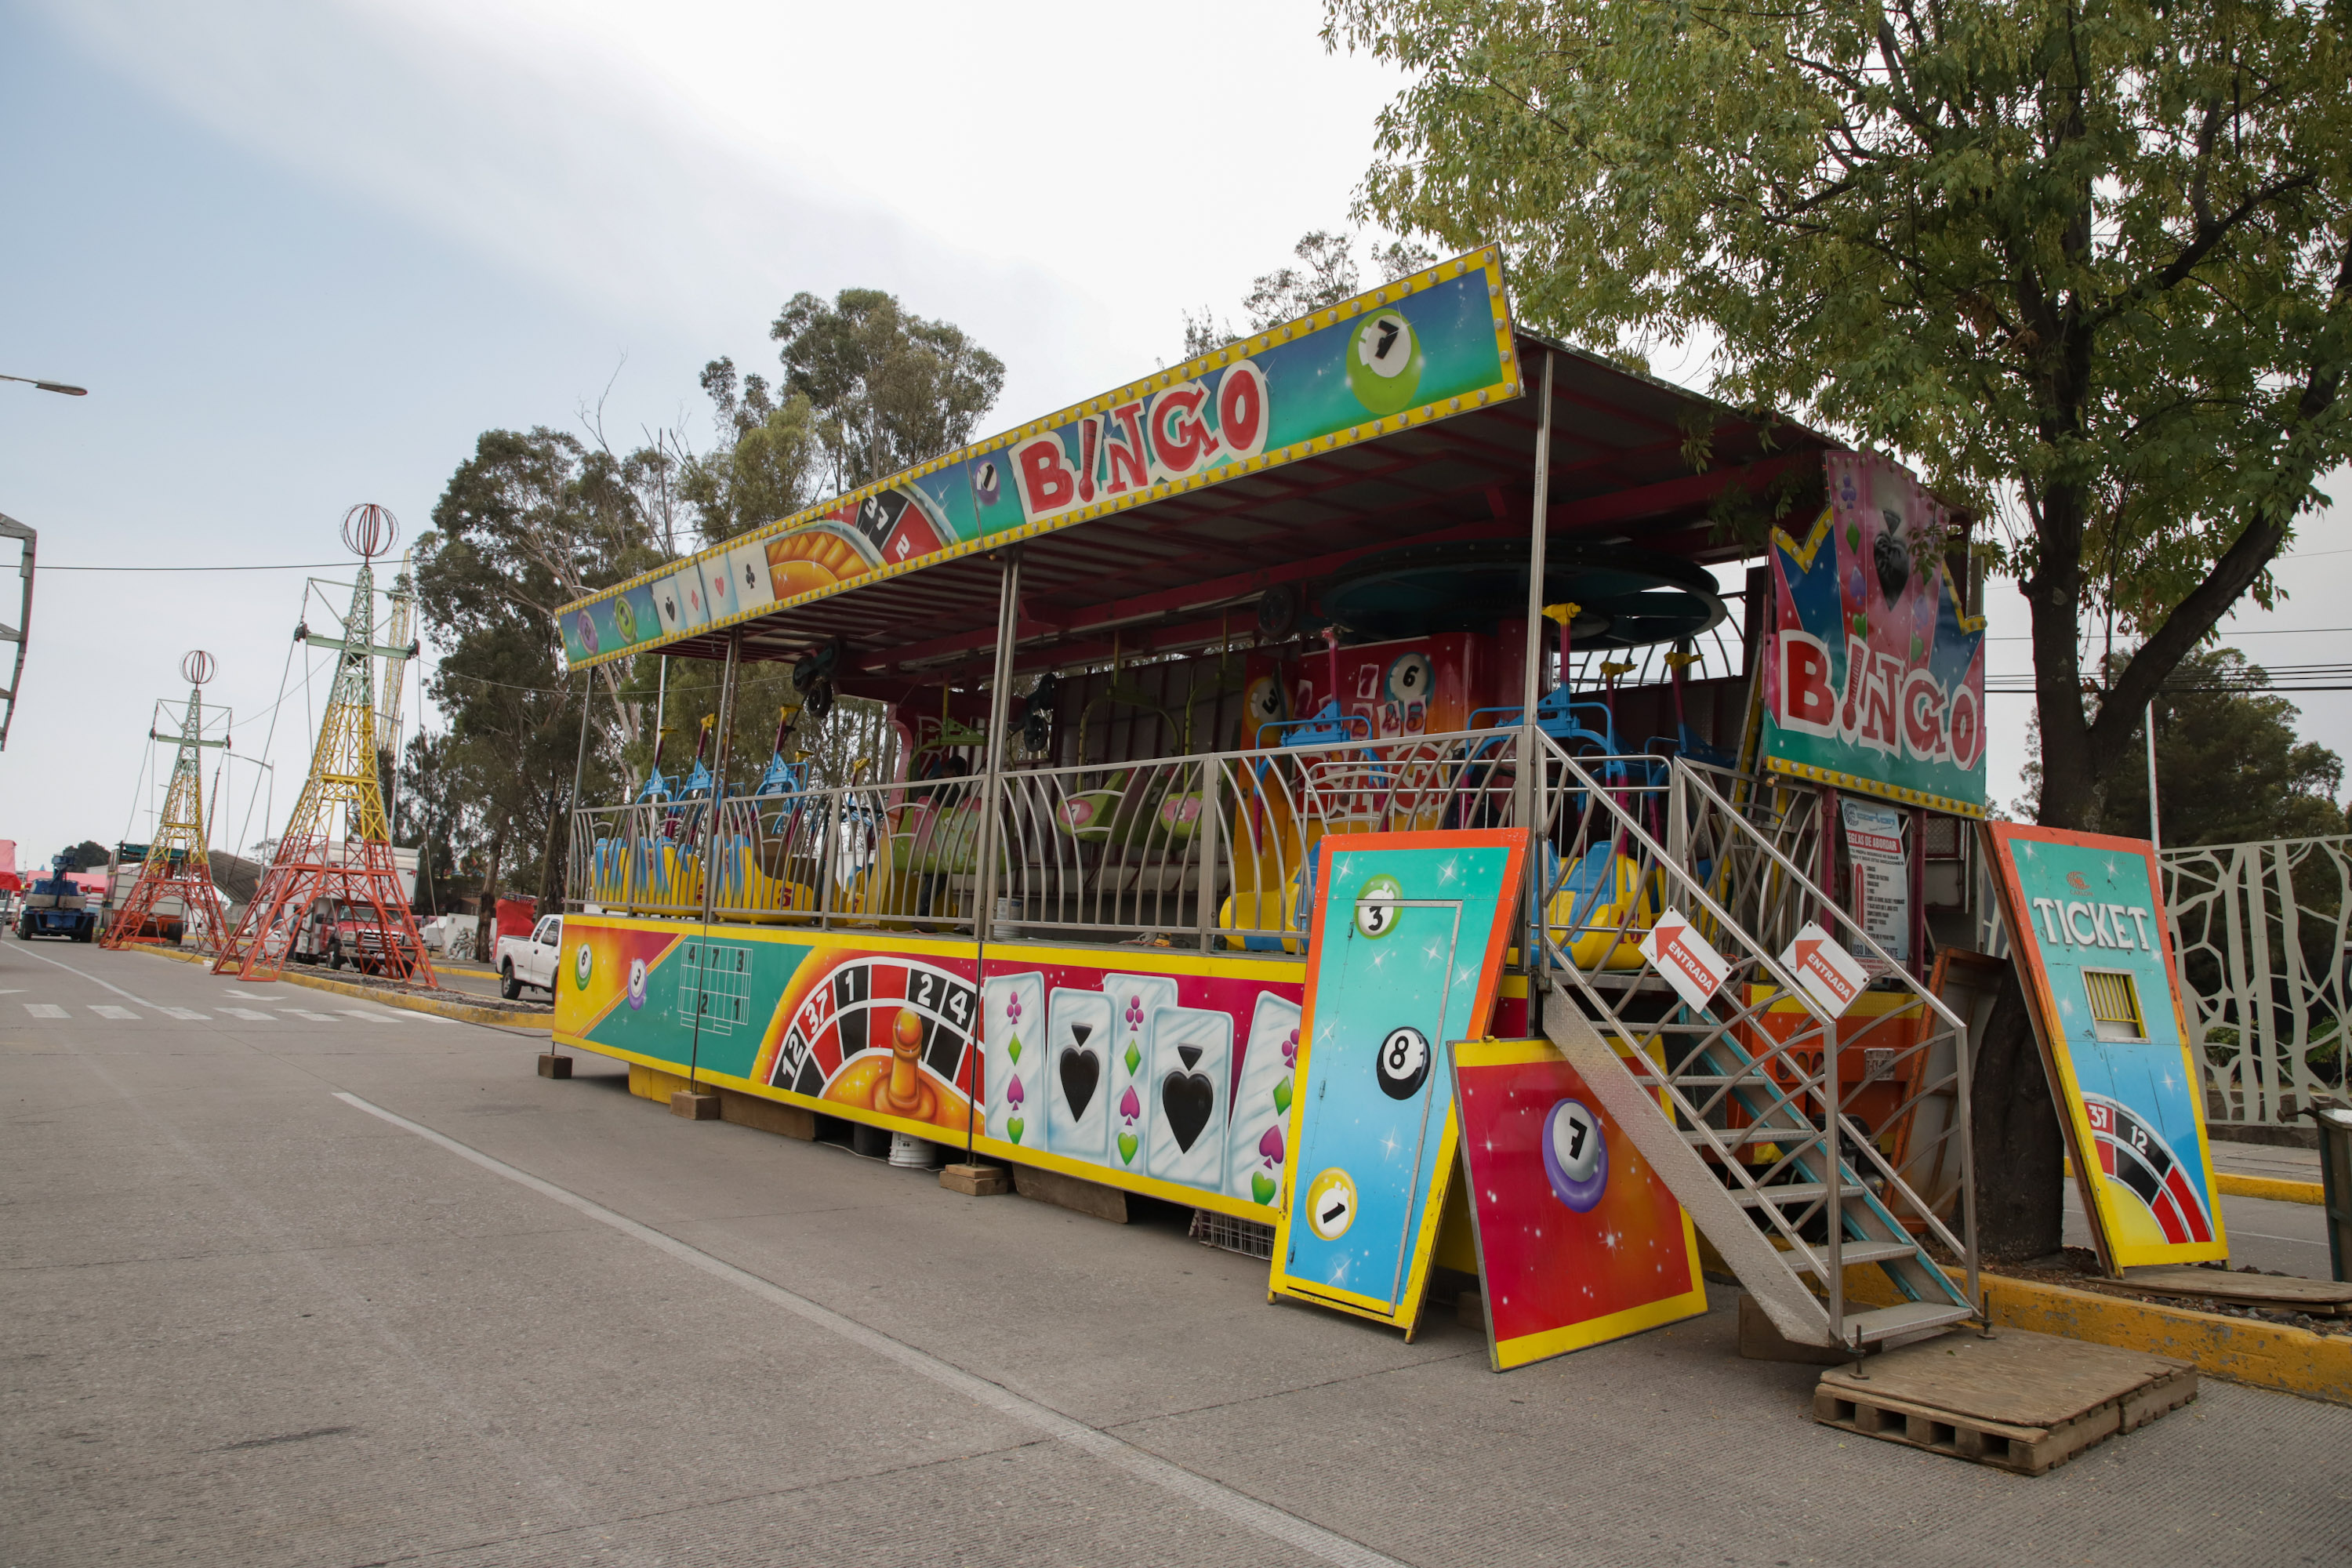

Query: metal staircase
1530;738;1980;1348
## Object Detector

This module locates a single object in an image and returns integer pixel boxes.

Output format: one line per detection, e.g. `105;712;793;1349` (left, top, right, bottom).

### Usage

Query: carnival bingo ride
554;248;1993;1350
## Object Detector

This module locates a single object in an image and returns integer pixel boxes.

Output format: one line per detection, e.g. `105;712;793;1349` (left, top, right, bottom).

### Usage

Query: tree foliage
680;358;824;545
1183;230;1438;358
771;288;1004;495
1330;0;2352;830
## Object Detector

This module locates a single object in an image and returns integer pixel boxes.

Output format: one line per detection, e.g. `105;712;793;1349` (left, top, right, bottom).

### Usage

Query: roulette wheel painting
768;953;979;1136
2081;1094;2215;1248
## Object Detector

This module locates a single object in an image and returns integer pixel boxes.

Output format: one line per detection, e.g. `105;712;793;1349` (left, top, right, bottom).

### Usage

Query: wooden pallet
2124;1266;2352;1317
1814;1329;2195;1475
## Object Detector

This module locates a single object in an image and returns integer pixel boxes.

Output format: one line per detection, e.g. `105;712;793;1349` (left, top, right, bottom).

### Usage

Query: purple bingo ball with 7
1541;1098;1607;1213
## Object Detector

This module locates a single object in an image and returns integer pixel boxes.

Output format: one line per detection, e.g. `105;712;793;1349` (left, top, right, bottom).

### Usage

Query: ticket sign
1981;822;2226;1271
1780;921;1867;1018
1638;910;1731;1013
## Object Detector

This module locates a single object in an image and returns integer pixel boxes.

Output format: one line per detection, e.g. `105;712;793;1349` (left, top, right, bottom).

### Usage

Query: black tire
500;962;521;1001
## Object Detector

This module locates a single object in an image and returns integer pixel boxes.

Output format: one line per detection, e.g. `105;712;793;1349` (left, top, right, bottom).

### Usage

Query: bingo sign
557;250;1521;671
1760;452;1989;815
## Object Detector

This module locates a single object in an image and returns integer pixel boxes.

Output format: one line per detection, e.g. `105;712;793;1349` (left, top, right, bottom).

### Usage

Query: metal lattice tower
214;506;436;984
101;651;233;952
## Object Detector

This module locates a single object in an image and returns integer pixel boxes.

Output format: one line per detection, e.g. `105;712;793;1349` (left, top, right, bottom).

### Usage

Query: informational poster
1270;829;1528;1334
1759;452;1988;815
1450;1036;1707;1370
1981;823;2227;1271
1842;797;1909;975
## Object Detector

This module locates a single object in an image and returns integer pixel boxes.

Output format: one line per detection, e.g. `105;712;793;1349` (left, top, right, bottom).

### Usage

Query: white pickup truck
495;913;564;1000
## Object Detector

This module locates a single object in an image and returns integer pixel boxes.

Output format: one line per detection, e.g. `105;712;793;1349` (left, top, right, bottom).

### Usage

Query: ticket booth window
2082;969;2147;1043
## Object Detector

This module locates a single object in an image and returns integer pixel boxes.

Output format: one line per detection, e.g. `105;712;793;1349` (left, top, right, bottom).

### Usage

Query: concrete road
5;942;2348;1568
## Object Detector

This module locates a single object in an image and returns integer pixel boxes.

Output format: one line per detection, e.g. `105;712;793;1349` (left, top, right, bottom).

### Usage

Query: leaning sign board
1759;452;1989;816
1980;822;2226;1272
553;249;1522;670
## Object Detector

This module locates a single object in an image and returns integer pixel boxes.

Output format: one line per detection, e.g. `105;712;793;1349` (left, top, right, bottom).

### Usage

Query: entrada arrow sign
1781;921;1868;1017
1638;908;1732;1013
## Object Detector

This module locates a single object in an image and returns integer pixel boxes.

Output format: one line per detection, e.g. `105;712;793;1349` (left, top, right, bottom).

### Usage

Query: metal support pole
2146;696;2163;855
1196;753;1221;949
1516;350;1555;976
972;549;1023;942
688;633;739;1091
563;670;595;911
1817;780;1843;1339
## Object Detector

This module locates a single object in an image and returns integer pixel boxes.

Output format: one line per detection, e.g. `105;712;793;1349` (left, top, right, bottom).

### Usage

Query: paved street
4;940;2348;1567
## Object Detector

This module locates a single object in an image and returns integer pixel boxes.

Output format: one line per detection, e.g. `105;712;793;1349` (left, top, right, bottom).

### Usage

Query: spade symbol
662;593;677;621
1161;1071;1214;1152
1177;1044;1203;1070
1059;1047;1100;1121
1872;515;1909;605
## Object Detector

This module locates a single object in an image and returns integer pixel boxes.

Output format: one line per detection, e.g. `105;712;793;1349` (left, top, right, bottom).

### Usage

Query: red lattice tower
103;650;234;952
214;506;435;983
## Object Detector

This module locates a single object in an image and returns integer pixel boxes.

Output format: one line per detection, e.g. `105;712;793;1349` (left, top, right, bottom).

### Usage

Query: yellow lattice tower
214;505;434;983
102;651;233;950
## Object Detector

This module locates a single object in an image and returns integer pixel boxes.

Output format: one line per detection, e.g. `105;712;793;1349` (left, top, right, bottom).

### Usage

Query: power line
43;561;352;572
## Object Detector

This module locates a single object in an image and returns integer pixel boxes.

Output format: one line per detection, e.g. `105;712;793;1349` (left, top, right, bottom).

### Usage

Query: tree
1182;230;1438;357
2020;648;2349;845
771;289;1004;495
70;840;108;870
1332;0;2352;829
1332;0;2352;1261
680;358;825;545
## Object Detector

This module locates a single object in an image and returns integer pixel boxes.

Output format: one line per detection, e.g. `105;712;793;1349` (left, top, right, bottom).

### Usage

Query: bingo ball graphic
1355;874;1404;938
613;596;637;643
975;459;1002;507
1306;1167;1358;1240
1541;1097;1608;1212
575;610;600;657
626;956;648;1010
572;942;593;991
1385;652;1435;703
1375;1025;1431;1101
1346;309;1423;415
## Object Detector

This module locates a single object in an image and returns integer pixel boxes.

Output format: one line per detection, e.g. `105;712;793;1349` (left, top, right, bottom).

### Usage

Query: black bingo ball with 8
1375;1025;1431;1100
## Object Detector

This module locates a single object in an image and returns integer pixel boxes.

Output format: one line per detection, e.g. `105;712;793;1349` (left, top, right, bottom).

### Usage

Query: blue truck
16;852;98;942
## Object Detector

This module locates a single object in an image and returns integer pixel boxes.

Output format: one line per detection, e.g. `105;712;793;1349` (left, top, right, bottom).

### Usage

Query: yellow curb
2218;1171;2326;1206
132;946;550;1032
1843;1260;2350;1406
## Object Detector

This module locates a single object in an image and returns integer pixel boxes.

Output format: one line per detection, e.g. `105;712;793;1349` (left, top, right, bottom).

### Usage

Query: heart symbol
1872;521;1909;604
1059;1047;1100;1120
1117;1131;1139;1164
1007;1116;1025;1143
1250;1172;1277;1206
1160;1072;1215;1153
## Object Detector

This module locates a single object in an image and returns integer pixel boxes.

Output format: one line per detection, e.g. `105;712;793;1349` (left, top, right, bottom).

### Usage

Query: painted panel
1759;452;1988;815
556;250;1520;670
1982;823;2227;1269
1451;1036;1706;1370
1270;829;1528;1330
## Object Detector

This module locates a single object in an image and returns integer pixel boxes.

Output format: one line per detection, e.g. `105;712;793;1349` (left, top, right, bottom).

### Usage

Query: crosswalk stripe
23;1004;67;1018
220;1007;274;1021
159;1007;209;1021
336;1008;408;1024
89;1004;140;1021
281;1009;336;1022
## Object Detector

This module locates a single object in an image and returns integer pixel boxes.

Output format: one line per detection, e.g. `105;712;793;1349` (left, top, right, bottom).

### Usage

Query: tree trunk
536;792;567;914
474;830;504;959
1970;964;2067;1260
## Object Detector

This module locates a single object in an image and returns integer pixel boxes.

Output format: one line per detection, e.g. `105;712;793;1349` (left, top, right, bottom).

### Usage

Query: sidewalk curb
133;946;552;1032
2217;1171;2326;1206
1846;1260;2350;1406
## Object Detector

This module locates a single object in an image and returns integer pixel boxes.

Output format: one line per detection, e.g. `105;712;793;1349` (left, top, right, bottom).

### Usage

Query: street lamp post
1;369;85;750
0;373;87;397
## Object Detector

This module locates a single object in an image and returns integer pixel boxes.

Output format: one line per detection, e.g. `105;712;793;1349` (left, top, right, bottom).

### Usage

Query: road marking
89;1004;141;1020
281;1009;337;1022
23;1004;67;1018
337;1009;406;1024
159;1007;209;1021
333;1092;1410;1568
220;1007;274;1022
9;945;155;1006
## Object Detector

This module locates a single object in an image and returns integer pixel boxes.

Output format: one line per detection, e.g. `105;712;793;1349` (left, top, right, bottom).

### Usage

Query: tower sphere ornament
181;649;215;688
341;503;397;561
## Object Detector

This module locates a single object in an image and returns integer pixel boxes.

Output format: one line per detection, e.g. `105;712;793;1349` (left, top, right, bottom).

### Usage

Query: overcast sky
2;0;2344;869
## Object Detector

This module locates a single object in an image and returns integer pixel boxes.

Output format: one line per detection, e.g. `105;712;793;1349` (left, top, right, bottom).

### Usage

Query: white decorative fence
2161;835;2351;1129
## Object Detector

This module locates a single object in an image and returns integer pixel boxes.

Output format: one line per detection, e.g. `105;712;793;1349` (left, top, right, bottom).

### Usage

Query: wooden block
718;1089;816;1141
1738;1292;1858;1366
670;1089;721;1120
1013;1163;1129;1222
940;1163;1012;1196
2125;1266;2352;1316
536;1054;572;1079
1814;1327;2194;1475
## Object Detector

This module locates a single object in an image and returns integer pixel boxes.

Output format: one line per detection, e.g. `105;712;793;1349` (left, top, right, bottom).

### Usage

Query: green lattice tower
214;506;435;984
